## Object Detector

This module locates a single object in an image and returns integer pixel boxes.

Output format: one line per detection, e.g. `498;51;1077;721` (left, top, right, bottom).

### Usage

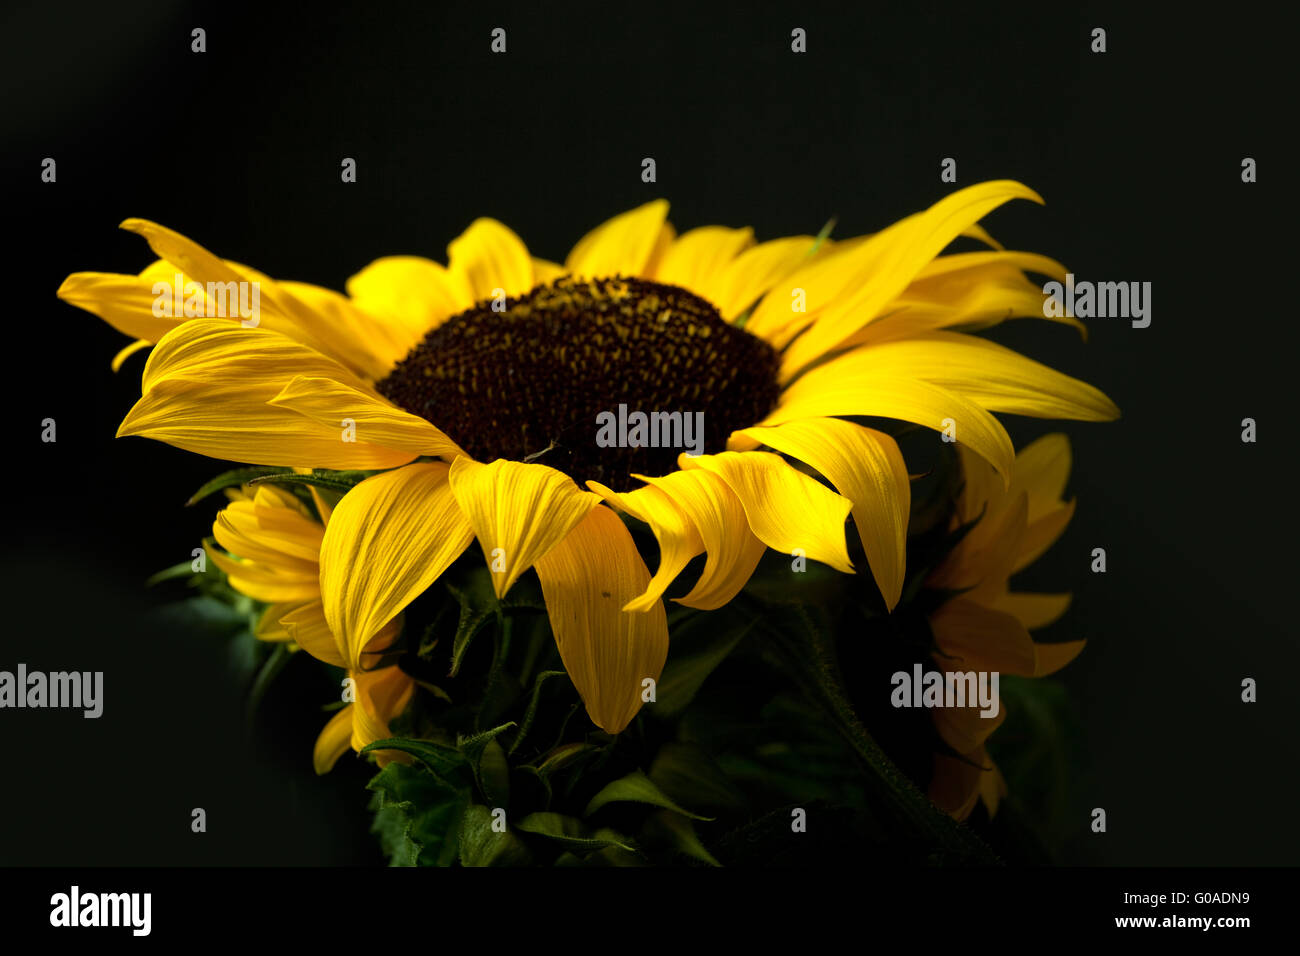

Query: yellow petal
313;705;354;774
744;236;871;344
118;220;410;380
931;682;1007;754
680;451;853;574
269;375;466;460
1012;499;1075;573
565;200;670;278
274;279;413;380
280;599;346;668
447;218;535;303
320;463;474;669
111;338;152;372
345;255;473;341
209;550;319;603
737;419;908;608
533;505;669;734
710;235;818;321
254;601;299;642
57;268;180;342
758;373;1016;487
586;481;704;612
1012;432;1072;519
448;457;601;599
778;181;1046;377
351;665;417;764
994;591;1072;631
651;226;755;308
119;320;415;469
632;468;766;610
214;484;324;564
799;331;1118;422
531;257;566;285
930;596;1080;677
1031;638;1086;676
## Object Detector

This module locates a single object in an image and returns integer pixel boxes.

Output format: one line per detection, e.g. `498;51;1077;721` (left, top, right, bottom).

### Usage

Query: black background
1;0;1295;865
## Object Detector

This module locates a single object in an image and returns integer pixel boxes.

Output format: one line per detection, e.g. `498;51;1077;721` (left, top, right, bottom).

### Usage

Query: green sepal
186;467;292;506
245;469;375;492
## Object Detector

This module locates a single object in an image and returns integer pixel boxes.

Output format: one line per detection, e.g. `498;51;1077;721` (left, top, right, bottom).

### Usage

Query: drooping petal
319;463;474;669
119;320;416;468
994;591;1073;631
313;706;354;774
931;685;1007;755
56;265;182;343
1012;432;1073;520
737;418;908;609
280;599;347;668
448;457;601;599
119;220;400;380
680;451;854;574
930;597;1036;676
565;200;670;279
753;373;1016;486
1012;499;1076;573
632;468;766;610
269;375;466;460
447;218;535;303
351;665;417;763
586;480;704;612
788;331;1120;422
533;505;669;734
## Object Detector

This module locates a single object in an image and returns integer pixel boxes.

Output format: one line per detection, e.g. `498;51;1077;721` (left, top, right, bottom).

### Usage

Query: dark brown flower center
374;276;782;491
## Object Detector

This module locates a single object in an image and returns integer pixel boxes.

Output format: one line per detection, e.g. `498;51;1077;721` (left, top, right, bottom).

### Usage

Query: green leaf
367;761;470;867
144;560;200;588
584;770;713;821
186;467;292;506
458;805;532;866
647;810;720;867
653;612;751;717
359;737;467;789
515;812;638;854
649;742;747;813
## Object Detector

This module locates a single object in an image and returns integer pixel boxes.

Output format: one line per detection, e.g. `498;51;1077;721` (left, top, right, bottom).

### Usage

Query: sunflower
925;433;1084;820
59;180;1117;736
209;482;412;773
